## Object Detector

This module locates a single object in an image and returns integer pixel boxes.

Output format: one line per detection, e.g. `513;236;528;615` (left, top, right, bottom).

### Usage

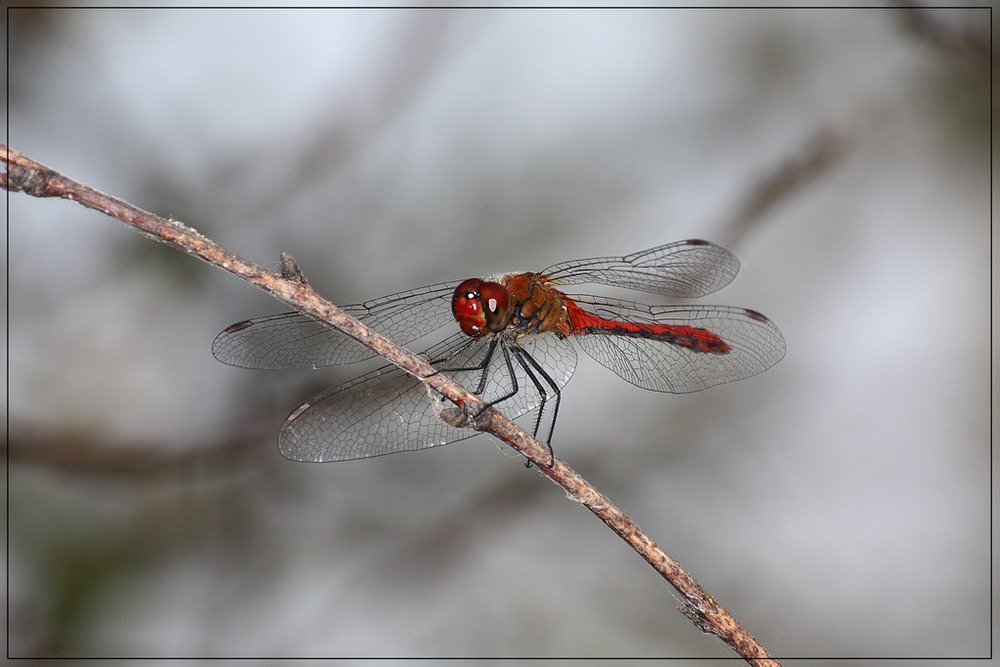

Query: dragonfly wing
278;363;477;462
212;281;458;369
278;332;578;462
571;296;785;393
543;239;740;298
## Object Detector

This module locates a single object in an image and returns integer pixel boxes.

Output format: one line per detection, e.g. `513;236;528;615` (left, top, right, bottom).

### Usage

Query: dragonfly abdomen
569;311;730;354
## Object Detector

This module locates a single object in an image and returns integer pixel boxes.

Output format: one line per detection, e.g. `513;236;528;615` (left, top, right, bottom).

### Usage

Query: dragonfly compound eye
451;279;514;337
478;281;514;332
452;278;489;337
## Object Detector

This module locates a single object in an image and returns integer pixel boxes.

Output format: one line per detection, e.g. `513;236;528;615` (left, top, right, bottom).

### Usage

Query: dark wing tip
222;320;255;334
743;308;771;323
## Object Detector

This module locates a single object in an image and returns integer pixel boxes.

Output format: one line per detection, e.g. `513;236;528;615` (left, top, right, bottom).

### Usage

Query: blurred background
6;4;991;661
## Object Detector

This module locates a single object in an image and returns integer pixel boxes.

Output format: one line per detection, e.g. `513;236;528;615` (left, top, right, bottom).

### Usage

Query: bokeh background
7;4;991;661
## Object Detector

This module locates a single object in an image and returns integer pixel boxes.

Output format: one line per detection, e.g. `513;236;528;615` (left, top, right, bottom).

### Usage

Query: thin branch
721;128;845;248
7;421;267;479
4;145;779;665
896;2;992;76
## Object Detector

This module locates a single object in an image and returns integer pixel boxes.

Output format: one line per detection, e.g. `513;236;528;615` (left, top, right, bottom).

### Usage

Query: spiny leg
430;336;518;430
431;336;500;396
510;348;548;441
427;335;486;372
428;336;558;467
511;344;562;467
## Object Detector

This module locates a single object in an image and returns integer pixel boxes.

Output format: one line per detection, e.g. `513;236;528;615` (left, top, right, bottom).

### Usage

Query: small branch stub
280;252;310;286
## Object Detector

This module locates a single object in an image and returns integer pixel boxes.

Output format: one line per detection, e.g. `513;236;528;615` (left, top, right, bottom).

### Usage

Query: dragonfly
213;240;785;463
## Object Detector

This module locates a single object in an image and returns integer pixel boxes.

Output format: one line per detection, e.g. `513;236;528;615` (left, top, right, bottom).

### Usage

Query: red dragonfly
213;240;785;462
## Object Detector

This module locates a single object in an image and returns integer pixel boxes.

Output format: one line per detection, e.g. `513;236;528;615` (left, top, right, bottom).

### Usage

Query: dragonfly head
452;278;514;338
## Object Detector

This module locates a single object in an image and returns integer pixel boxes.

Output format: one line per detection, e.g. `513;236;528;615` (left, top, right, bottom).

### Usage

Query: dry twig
4;144;779;665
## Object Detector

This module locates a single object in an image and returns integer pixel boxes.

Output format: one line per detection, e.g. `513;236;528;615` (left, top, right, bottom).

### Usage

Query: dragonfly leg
427;335;559;468
474;340;520;409
511;345;561;467
428;337;508;431
439;341;532;454
431;336;499;395
426;336;484;373
479;342;542;469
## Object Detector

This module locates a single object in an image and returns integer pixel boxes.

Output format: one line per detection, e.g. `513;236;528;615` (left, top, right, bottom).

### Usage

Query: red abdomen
566;302;730;354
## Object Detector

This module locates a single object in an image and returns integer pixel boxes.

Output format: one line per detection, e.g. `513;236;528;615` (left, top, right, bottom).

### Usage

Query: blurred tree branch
896;2;992;76
721;128;845;248
4;144;780;664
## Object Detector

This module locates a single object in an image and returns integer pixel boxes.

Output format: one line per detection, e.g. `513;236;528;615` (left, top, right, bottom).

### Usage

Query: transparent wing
570;295;785;394
542;239;740;298
211;281;458;369
278;332;578;462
